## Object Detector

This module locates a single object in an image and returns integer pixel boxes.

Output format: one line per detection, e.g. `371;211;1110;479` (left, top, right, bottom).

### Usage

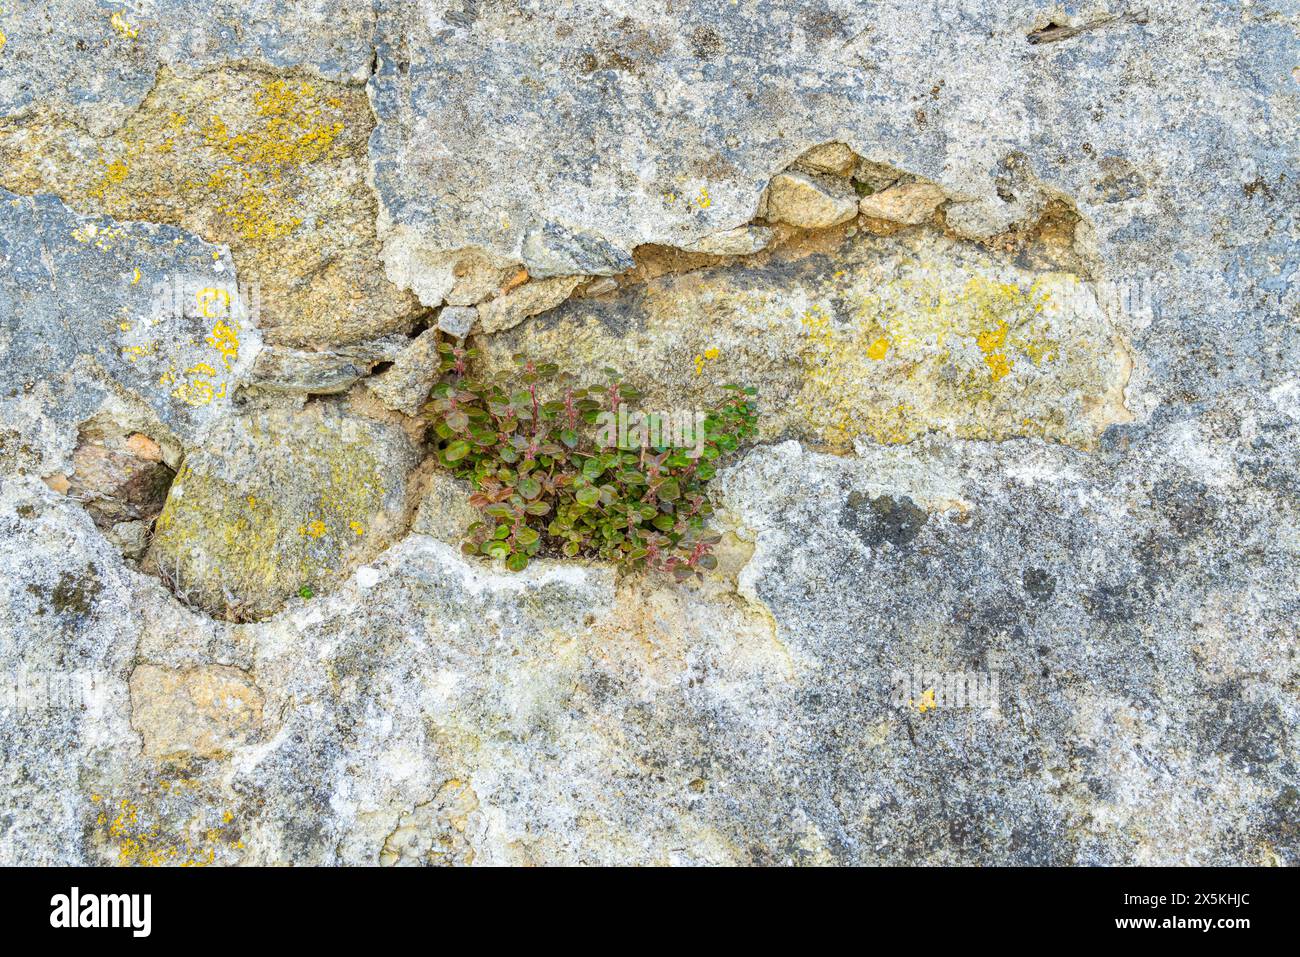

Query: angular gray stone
680;225;774;257
519;223;634;279
0;189;262;476
250;337;409;395
476;275;583;334
437;305;478;338
364;328;441;416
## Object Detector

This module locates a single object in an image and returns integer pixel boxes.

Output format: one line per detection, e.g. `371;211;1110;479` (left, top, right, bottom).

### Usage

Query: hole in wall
64;424;176;563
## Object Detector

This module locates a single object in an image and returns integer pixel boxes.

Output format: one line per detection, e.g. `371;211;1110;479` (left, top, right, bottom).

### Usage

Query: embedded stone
859;182;947;225
680;225;775;257
144;401;420;620
365;328;441;416
476;275;584;334
130;664;265;759
764;171;859;229
474;228;1131;451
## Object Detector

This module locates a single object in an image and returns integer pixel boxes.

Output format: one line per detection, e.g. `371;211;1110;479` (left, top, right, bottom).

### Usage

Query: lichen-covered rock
144;401;420;620
0;1;376;136
475;226;1131;450
0;68;417;346
0;189;261;476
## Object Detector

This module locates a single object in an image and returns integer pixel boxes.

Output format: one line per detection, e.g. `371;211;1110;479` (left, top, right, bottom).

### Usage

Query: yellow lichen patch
693;346;720;375
795;265;1124;449
168;362;225;406
92;781;244;867
125;285;246;407
109;11;138;40
0;67;416;346
70;221;127;250
205;319;240;369
90;157;129;200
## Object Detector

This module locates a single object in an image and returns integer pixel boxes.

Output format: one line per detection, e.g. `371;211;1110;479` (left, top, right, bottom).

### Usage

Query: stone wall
0;0;1295;865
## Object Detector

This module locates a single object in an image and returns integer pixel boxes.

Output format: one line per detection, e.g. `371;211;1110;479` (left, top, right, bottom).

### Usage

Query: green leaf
444;440;470;462
517;477;542;500
506;552;529;572
576;486;601;507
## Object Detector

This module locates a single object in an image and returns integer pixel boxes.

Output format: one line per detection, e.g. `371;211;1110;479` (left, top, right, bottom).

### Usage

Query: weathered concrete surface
3;400;1297;864
0;0;376;136
1;0;1297;867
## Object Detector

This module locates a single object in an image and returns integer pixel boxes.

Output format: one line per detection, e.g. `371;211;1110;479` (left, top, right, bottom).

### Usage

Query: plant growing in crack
424;341;758;576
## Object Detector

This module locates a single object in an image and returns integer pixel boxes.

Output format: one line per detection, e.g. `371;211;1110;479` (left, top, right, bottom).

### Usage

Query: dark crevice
1027;10;1149;45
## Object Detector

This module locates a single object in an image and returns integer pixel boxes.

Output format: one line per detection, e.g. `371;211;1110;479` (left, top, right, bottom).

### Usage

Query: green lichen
148;427;393;620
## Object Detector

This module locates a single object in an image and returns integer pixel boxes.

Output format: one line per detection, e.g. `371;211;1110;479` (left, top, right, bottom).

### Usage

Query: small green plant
298;585;314;600
424;342;758;577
